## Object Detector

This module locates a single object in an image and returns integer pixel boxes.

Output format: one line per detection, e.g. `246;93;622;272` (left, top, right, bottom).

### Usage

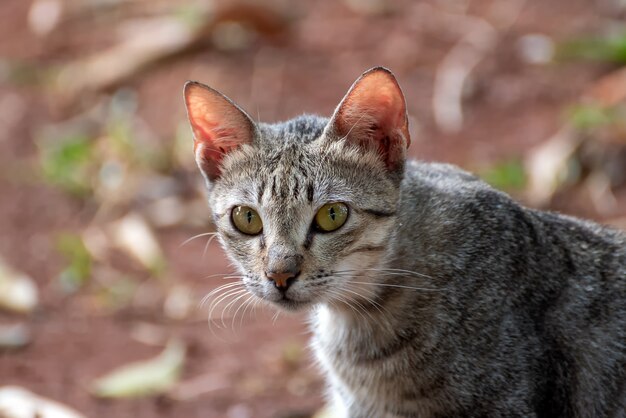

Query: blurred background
0;0;625;417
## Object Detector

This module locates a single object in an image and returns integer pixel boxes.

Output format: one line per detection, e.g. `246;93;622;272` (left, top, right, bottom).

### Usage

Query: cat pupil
329;207;336;221
246;211;252;223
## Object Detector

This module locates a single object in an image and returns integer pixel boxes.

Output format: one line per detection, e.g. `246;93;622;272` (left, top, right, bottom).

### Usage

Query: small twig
432;0;527;133
524;126;582;207
432;20;496;133
585;171;618;215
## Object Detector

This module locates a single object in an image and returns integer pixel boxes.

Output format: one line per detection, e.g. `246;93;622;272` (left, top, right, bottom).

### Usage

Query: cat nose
266;270;300;291
265;249;303;291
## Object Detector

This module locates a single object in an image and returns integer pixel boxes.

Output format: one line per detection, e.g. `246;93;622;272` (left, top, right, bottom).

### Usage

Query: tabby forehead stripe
279;182;288;199
307;183;314;202
303;226;314;249
257;180;266;202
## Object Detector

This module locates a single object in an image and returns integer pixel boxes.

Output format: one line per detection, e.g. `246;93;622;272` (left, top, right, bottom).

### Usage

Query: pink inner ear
193;141;224;180
332;69;410;169
184;82;254;179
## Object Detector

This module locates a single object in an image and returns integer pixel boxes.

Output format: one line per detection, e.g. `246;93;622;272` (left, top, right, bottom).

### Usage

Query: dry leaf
91;339;186;398
524;127;581;207
0;386;86;418
28;0;63;36
0;258;38;314
56;16;202;99
163;284;194;320
111;213;165;273
0;324;31;350
312;406;339;418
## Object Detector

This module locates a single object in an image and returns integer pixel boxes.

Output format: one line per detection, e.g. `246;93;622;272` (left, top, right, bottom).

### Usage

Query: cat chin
271;298;313;312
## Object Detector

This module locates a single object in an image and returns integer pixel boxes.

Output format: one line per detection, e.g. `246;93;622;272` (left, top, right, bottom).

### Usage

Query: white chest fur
310;306;439;418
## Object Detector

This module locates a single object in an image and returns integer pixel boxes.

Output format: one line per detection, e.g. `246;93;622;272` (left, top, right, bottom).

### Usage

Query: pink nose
266;270;299;290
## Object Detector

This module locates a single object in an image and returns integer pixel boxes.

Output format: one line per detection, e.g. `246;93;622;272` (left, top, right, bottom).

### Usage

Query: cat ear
184;81;256;181
327;67;410;171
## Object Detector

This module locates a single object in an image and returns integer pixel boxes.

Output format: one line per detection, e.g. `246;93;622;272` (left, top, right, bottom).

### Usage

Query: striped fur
186;68;626;418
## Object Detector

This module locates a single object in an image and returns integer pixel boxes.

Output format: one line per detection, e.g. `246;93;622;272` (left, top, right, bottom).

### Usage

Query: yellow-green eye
232;206;263;235
315;203;349;232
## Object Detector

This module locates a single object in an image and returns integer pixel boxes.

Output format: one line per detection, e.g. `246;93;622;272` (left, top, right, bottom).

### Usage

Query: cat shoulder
401;160;512;212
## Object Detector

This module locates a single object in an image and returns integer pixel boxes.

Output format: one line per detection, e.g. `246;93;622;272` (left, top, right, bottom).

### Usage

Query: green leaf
479;159;526;191
38;134;95;196
557;32;626;63
56;233;92;293
567;103;615;131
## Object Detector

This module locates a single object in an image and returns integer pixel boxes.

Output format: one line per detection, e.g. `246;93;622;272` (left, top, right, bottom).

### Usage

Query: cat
183;67;626;418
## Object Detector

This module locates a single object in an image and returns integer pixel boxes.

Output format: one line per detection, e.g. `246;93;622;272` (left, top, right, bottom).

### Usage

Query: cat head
184;67;410;312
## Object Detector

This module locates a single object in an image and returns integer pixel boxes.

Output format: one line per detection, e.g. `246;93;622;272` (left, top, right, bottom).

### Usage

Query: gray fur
187;78;626;418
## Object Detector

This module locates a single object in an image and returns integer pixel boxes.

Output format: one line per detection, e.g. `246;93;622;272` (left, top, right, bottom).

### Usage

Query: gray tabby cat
184;67;626;417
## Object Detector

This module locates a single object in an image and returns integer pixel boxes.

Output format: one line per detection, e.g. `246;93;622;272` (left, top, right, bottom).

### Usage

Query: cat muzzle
265;270;300;291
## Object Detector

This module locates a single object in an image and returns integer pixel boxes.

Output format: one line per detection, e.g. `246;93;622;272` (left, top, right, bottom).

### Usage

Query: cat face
184;67;411;311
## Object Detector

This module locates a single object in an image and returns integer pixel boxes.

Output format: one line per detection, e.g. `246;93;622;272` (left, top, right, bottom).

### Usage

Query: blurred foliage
557;31;626;63
37;89;177;307
39;134;95;197
93;277;138;312
0;59;51;86
566;101;626;138
173;3;208;30
37;90;177;200
567;102;616;130
479;159;526;191
281;340;305;370
107;90;171;171
56;233;92;293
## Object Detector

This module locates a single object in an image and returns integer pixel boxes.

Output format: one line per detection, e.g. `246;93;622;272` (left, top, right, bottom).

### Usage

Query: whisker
252;298;262;317
343;290;377;323
348;280;441;293
235;294;257;330
325;288;371;324
222;291;250;330
203;234;220;259
341;283;389;317
335;268;434;280
209;288;246;314
200;282;241;307
180;232;218;247
203;272;241;279
332;268;443;292
272;309;281;325
208;289;248;336
205;286;244;337
207;288;246;325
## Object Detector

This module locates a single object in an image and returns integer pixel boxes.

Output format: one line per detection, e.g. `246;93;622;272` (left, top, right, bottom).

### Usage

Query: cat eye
232;206;263;235
314;202;349;232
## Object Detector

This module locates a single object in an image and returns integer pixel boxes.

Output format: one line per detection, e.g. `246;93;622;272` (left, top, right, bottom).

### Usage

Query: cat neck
311;295;441;365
